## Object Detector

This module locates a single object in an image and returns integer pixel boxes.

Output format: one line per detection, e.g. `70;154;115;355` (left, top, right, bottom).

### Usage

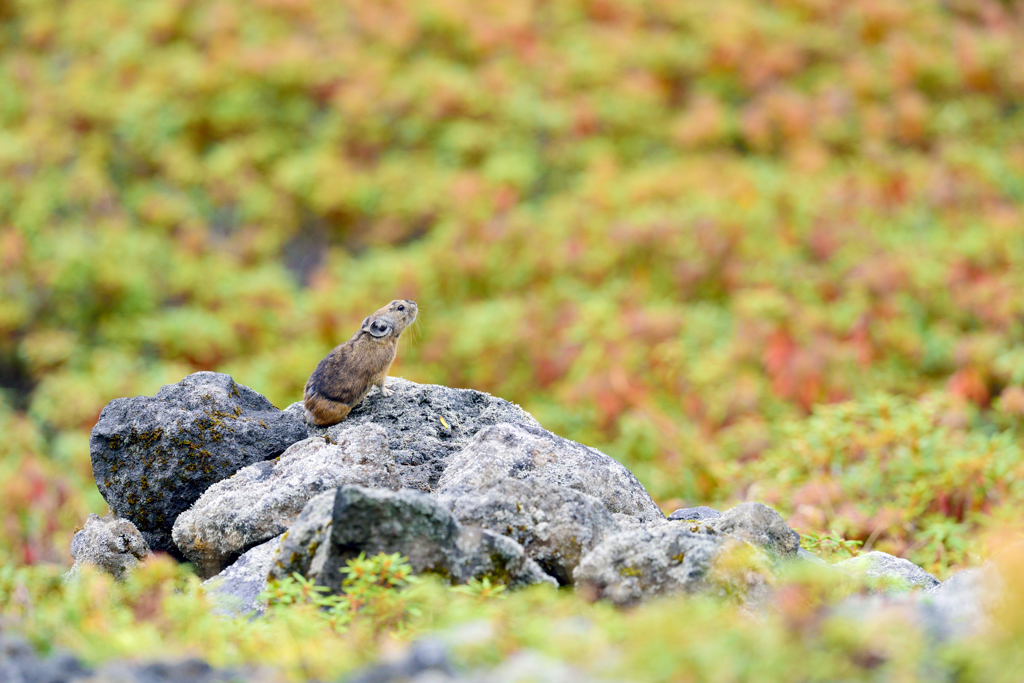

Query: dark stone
0;630;279;683
344;639;452;683
0;632;92;682
89;372;308;555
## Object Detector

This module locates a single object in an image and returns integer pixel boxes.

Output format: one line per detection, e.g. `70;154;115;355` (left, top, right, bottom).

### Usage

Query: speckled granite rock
173;425;399;577
296;377;540;491
436;423;663;524
437;477;618;585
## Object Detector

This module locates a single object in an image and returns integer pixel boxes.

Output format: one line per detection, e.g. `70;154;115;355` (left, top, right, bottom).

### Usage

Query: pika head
360;300;417;341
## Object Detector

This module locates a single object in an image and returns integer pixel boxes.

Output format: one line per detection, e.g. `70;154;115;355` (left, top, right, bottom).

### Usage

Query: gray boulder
834;551;940;592
438;477;618;585
707;503;801;559
573;503;800;606
572;525;724;606
436;423;663;524
172;425;399;577
67;513;151;581
202;535;282;618
270;486;557;592
90;372;307;555
297;377;540;491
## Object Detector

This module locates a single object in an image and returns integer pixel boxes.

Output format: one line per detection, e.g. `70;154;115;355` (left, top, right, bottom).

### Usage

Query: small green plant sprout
258;552;421;633
450;576;507;601
800;531;863;559
260;572;333;607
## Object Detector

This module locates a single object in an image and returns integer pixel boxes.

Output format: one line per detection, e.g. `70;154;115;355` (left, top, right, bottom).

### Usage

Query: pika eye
397;305;405;311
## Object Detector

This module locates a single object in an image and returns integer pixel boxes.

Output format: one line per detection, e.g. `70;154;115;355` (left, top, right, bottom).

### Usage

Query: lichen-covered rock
202;535;282;618
438;477;618;585
296;377;540;491
67;513;151;581
436;423;663;524
834;551;940;592
172;425;399;577
90;372;308;555
271;485;556;591
572;525;724;606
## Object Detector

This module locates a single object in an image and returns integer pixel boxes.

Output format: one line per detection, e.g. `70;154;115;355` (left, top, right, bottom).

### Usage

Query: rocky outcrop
436;422;663;524
77;371;989;630
299;377;541;491
67;513;151;581
438;477;618;585
269;486;557;591
172;425;400;577
90;372;307;555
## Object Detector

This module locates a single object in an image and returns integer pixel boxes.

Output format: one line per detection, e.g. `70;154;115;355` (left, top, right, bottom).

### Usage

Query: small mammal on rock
303;300;418;426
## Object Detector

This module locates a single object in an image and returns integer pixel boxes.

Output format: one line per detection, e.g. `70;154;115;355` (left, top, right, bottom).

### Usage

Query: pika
303;300;418;426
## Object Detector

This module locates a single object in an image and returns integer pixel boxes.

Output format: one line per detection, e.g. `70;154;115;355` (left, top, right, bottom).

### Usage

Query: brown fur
303;300;418;426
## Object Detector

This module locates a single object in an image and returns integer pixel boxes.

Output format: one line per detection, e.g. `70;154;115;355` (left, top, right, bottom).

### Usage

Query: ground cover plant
2;0;1024;679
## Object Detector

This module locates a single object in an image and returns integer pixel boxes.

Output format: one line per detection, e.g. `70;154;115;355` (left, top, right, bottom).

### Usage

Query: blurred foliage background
1;0;1023;577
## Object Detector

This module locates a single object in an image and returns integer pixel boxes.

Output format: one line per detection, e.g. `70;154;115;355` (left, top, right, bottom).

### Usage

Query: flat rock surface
172;425;399;577
436;423;663;524
90;372;307;555
295;377;540;491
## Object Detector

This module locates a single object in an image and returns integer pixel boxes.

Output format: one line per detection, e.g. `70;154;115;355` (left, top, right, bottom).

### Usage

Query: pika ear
360;317;371;332
368;320;391;338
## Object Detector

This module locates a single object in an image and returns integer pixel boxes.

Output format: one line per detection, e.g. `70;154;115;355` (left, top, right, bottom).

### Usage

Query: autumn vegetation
2;0;1024;679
